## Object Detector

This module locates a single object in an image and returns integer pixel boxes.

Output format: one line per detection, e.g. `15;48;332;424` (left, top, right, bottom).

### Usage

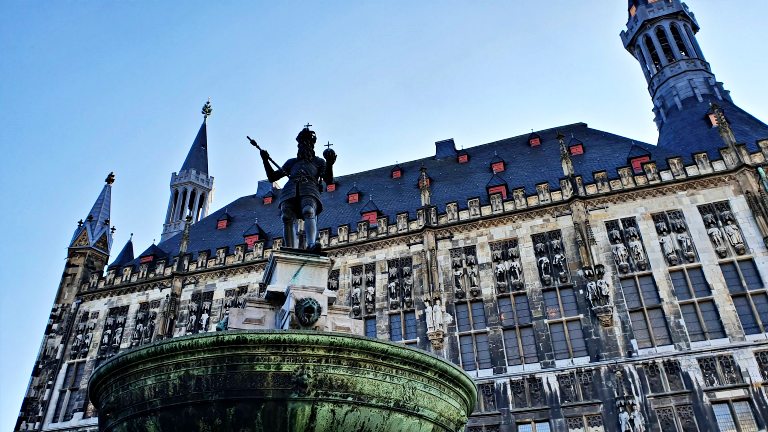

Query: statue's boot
305;216;321;253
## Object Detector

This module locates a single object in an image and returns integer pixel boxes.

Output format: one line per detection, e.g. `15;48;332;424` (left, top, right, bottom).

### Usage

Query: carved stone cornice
325;234;424;257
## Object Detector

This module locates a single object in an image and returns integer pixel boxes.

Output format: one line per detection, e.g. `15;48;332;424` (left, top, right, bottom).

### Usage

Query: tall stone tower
15;174;115;430
160;101;215;242
621;0;768;154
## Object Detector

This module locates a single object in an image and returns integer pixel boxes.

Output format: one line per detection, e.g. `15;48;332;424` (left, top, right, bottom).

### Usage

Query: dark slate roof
360;199;380;214
140;243;167;260
109;237;134;269
180;120;209;175
657;96;768;162
120;122;695;268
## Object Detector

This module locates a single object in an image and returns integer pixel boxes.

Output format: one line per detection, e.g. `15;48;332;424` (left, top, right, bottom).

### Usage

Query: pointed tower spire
161;101;215;242
70;172;115;255
108;234;134;270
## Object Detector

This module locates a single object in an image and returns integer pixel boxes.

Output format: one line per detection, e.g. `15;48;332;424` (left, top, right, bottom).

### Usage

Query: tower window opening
670;24;689;58
656;27;676;63
196;193;205;221
179;190;188;220
187;190;197;219
169;190;179;223
644;35;661;71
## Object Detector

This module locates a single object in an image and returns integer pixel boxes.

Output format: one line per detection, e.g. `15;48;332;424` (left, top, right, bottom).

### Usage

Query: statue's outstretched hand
323;148;337;165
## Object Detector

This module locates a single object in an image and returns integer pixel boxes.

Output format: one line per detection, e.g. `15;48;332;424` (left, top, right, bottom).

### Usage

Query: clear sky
2;1;767;428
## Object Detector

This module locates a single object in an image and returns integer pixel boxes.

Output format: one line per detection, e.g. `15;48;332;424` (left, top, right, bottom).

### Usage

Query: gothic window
451;246;480;299
698;354;743;387
388;311;417;343
578;369;596;400
456;300;491;371
642;360;685;393
723;260;767;335
655;26;676;63
517;421;551;432
387;257;414;310
566;415;604;432
499;294;539;366
712;401;759;432
670;24;690;58
490;239;524;293
52;361;86;423
478;382;497;412
510;376;545;409
669;268;725;341
364;317;376;338
644;34;661;71
621;275;672;348
756;351;768;380
656;405;698;432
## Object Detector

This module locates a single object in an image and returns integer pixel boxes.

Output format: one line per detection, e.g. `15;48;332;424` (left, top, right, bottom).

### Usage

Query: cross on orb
325;141;333;150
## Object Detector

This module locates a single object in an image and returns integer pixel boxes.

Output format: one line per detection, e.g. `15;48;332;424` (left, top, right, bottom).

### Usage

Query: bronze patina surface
89;330;476;432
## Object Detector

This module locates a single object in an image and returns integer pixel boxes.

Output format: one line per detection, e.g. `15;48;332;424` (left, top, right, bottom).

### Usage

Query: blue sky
2;1;767;428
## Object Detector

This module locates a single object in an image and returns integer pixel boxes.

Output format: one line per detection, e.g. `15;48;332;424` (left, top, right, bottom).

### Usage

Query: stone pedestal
228;249;361;335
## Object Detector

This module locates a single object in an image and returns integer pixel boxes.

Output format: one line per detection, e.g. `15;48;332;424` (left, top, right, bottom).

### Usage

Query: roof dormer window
326;183;336;192
488;185;507;199
630;156;651;174
528;132;542;147
491;161;505;173
263;191;274;205
362;211;378;225
217;212;231;230
244;234;260;248
348;192;359;203
391;166;402;179
457;149;469;164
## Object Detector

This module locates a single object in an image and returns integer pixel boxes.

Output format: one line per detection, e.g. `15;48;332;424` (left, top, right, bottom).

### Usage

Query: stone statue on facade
251;126;336;251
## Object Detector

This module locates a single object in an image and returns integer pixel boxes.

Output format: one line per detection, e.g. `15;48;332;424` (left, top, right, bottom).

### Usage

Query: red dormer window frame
491;161;505;173
244;234;260;248
391;169;402;179
326;183;336;192
569;144;584;155
458;154;469;164
707;113;719;128
630;156;651;174
529;137;541;147
362;211;378;225
217;219;229;230
348;193;359;204
263;196;273;205
140;255;154;264
488;185;507;199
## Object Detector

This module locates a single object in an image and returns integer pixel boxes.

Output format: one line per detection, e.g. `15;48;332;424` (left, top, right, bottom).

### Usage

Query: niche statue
250;126;337;251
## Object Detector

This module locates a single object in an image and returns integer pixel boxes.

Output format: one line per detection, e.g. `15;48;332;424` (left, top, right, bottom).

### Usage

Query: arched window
655;27;675;63
187;190;197;219
635;46;652;78
684;24;705;59
644;35;661;71
169;189;179;222
179;190;188;219
670;24;689;58
196;193;206;221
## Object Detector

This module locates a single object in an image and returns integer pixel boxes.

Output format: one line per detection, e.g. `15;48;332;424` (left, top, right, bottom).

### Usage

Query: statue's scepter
247;136;281;170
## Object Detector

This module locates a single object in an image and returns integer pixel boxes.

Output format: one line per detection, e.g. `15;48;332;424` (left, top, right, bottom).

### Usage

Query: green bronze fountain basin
89;330;476;432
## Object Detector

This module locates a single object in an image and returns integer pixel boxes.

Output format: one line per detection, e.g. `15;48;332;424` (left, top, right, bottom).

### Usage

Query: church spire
161;101;216;242
70;172;115;255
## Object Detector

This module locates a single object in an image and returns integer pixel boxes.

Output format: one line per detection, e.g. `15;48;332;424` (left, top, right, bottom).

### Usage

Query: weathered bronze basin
89;330;476;432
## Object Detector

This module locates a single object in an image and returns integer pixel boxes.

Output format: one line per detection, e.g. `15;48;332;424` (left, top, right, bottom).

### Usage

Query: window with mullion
713;401;759;432
388;311;417;342
52;361;86;423
621;275;672;348
720;259;767;335
499;294;538;366
456;300;491;371
670;267;726;341
549;320;587;360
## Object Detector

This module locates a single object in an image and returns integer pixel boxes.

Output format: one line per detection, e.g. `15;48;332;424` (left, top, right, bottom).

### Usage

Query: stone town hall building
16;1;768;431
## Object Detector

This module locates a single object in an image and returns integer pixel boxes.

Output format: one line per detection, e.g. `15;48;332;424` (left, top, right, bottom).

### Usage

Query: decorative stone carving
513;188;526;208
490;193;503;212
468;198;480;217
446;202;458;222
377;217;388;235
450;246;479;299
676;405;697;432
351;266;363;317
197;251;208;269
490;239;523;293
130;302;156;347
98;305;129;359
70;312;95;359
397;213;408;232
357;221;368;240
294;297;322;327
700;201;747;256
479;383;496;411
653;210;696;265
424;296;452;350
327;269;339;292
532;230;569;286
337;225;349;243
387;257;413;310
416;208;426;227
584;264;613;326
